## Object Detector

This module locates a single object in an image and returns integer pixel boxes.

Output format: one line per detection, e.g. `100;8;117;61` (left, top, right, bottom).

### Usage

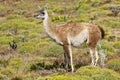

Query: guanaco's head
34;6;48;20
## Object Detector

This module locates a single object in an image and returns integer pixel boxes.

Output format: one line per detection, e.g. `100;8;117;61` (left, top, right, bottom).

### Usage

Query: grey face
34;9;45;20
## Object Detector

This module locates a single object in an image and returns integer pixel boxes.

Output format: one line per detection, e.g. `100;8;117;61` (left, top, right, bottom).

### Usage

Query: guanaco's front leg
63;44;74;72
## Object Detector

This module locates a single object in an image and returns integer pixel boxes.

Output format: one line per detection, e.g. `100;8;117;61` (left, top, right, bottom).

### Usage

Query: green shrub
39;40;49;47
29;61;53;71
107;35;116;42
100;44;114;52
44;61;53;70
113;42;120;49
67;5;76;11
37;75;76;80
1;67;14;77
0;74;7;80
43;44;63;57
23;73;39;80
76;76;92;80
33;57;44;62
6;14;22;19
28;32;39;39
113;0;120;4
76;66;120;80
18;46;36;54
52;6;64;13
0;5;10;16
9;58;23;71
11;75;23;80
77;4;91;13
29;62;44;71
18;42;37;54
0;59;9;67
52;15;69;22
37;76;51;80
37;66;120;80
0;19;35;30
51;75;76;80
107;59;120;72
0;36;12;45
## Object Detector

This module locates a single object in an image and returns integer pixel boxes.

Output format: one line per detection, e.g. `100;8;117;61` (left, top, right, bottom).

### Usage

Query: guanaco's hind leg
64;51;69;71
89;47;99;66
63;45;74;72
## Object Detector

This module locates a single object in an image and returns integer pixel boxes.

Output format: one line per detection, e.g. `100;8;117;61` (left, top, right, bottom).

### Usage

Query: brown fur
52;22;103;48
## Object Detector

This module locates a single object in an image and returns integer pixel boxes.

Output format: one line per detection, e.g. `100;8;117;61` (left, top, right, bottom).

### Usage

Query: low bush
107;35;116;42
0;74;7;80
52;15;70;22
0;59;9;67
77;3;91;13
107;59;120;73
52;6;64;13
100;44;114;53
11;75;23;80
0;19;35;31
76;66;120;80
8;57;23;72
37;75;76;80
18;45;36;54
23;73;39;80
18;42;37;54
29;62;44;71
43;44;63;57
0;5;10;16
113;42;120;49
37;66;120;80
29;61;53;71
0;36;12;45
1;67;14;77
6;14;22;19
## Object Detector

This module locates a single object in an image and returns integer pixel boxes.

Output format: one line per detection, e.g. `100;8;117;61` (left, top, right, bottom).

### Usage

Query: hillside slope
0;0;120;80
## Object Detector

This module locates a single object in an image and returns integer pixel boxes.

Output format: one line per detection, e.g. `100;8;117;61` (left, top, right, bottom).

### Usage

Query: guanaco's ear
38;6;42;10
44;4;48;10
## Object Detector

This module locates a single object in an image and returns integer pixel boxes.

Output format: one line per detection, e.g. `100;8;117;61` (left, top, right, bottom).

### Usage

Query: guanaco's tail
98;26;105;39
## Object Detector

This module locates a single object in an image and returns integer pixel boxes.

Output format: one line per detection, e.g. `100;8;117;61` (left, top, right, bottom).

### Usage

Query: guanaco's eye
40;10;45;15
41;12;45;15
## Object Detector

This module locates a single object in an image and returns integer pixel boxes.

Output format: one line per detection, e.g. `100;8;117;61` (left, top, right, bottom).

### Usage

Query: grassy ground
0;0;120;80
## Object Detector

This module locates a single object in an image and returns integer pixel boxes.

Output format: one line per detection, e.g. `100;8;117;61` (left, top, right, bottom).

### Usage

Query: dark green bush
43;44;63;57
23;73;39;80
29;62;44;71
0;74;7;80
113;42;120;49
76;66;120;80
0;36;12;45
6;14;22;19
0;5;10;16
1;67;14;77
52;6;64;13
37;75;76;80
11;76;22;80
9;58;23;71
100;44;114;52
18;42;37;54
29;61;53;71
0;19;35;31
107;59;120;73
37;66;120;80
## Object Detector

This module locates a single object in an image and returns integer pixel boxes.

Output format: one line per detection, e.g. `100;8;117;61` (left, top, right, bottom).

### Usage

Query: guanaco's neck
43;11;56;39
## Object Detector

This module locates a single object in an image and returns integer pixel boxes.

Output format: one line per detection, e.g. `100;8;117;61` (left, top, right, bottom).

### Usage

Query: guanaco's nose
34;14;38;18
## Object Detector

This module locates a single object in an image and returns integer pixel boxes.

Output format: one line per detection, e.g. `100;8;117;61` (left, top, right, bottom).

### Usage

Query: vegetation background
0;0;120;80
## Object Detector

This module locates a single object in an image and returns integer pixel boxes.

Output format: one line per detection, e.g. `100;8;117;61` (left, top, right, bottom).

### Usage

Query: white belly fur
69;29;89;47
